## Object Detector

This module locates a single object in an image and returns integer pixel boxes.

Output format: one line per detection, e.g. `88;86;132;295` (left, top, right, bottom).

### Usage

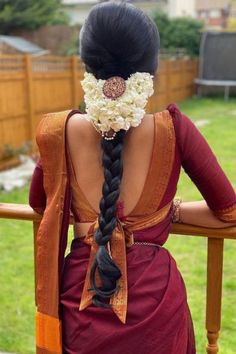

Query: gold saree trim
131;111;176;215
35;110;71;354
214;202;236;222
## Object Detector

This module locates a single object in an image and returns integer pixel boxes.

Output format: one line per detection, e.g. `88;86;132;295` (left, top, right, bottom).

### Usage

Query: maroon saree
30;104;236;354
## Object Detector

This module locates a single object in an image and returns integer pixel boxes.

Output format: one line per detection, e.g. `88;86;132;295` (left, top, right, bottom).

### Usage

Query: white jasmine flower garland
81;72;154;134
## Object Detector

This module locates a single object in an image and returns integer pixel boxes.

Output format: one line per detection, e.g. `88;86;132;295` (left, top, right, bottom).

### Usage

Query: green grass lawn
0;97;236;353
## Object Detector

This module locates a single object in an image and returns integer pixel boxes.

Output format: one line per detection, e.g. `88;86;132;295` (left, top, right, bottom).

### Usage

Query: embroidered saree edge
35;110;73;354
213;202;236;222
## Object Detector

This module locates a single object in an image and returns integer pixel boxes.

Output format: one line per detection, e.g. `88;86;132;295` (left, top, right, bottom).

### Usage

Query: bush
152;12;203;56
60;34;79;56
0;0;68;34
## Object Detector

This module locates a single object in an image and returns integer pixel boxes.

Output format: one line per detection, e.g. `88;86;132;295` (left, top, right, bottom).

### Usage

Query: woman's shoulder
67;112;91;132
37;110;71;133
151;104;182;133
164;103;196;129
158;103;195;136
150;104;183;127
155;104;182;122
36;109;72;147
36;105;185;143
153;104;197;153
67;112;101;145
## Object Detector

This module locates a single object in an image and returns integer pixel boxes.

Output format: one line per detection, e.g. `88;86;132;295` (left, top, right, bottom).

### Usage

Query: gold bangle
172;198;182;223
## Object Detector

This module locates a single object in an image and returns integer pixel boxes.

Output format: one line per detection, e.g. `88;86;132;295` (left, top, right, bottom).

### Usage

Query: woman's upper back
67;110;177;221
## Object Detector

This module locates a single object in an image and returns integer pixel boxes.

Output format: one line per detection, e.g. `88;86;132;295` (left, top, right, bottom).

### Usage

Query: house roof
196;0;229;11
0;35;49;56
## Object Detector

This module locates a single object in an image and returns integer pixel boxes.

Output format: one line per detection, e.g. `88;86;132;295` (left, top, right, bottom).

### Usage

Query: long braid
90;130;126;307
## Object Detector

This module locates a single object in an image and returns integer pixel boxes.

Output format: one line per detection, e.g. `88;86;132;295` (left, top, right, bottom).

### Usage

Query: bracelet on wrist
172;198;182;223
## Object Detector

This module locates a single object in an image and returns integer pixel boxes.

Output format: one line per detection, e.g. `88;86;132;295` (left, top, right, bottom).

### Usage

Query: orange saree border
135;110;176;214
35;110;72;354
213;202;236;222
36;311;62;354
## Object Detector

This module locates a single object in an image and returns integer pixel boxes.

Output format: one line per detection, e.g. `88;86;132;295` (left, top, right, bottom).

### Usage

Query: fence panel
0;54;198;159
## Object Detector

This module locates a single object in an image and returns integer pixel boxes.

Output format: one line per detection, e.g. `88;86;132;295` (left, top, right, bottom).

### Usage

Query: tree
152;12;204;56
0;0;68;34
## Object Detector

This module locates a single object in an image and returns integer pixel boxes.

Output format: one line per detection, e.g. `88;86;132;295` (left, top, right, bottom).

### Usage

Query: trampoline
195;31;236;99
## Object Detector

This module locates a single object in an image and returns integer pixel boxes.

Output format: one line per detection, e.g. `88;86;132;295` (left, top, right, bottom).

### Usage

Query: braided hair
90;131;126;307
79;1;160;306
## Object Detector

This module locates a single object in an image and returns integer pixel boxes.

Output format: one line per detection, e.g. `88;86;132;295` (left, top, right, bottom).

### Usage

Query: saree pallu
60;217;196;354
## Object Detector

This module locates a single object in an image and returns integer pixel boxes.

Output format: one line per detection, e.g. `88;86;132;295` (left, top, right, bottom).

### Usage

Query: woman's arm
168;104;236;226
180;200;236;228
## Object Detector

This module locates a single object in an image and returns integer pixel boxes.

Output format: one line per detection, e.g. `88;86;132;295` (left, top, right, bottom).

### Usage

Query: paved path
0;155;35;191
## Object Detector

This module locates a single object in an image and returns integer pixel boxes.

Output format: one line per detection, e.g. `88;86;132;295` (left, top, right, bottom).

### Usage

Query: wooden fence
0;202;235;353
0;54;198;158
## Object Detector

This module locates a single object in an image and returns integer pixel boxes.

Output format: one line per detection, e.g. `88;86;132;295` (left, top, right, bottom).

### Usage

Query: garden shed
0;35;49;56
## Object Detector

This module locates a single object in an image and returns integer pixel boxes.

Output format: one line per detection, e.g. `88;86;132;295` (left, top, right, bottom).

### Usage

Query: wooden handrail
1;203;235;238
0;202;236;353
0;203;42;221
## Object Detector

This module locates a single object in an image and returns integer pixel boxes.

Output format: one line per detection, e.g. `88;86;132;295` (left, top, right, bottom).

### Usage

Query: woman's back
67;112;155;217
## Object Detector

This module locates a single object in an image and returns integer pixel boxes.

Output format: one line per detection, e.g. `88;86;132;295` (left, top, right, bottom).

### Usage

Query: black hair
79;1;160;308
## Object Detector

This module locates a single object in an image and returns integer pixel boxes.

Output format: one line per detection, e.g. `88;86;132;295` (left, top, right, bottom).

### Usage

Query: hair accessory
81;71;154;139
102;131;117;140
103;76;126;100
91;120;117;140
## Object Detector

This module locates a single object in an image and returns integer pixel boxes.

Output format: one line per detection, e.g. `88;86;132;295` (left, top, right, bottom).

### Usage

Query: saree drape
30;104;236;354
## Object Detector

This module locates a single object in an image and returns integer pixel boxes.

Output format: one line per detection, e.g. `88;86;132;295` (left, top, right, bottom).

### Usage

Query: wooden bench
0;202;236;354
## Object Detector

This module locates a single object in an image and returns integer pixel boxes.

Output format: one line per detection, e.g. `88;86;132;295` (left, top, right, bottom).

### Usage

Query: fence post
191;59;198;96
206;238;224;354
165;60;171;105
71;55;79;109
25;54;35;147
181;59;187;100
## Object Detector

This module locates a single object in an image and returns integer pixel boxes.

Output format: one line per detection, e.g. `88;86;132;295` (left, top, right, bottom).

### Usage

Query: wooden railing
0;203;236;353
